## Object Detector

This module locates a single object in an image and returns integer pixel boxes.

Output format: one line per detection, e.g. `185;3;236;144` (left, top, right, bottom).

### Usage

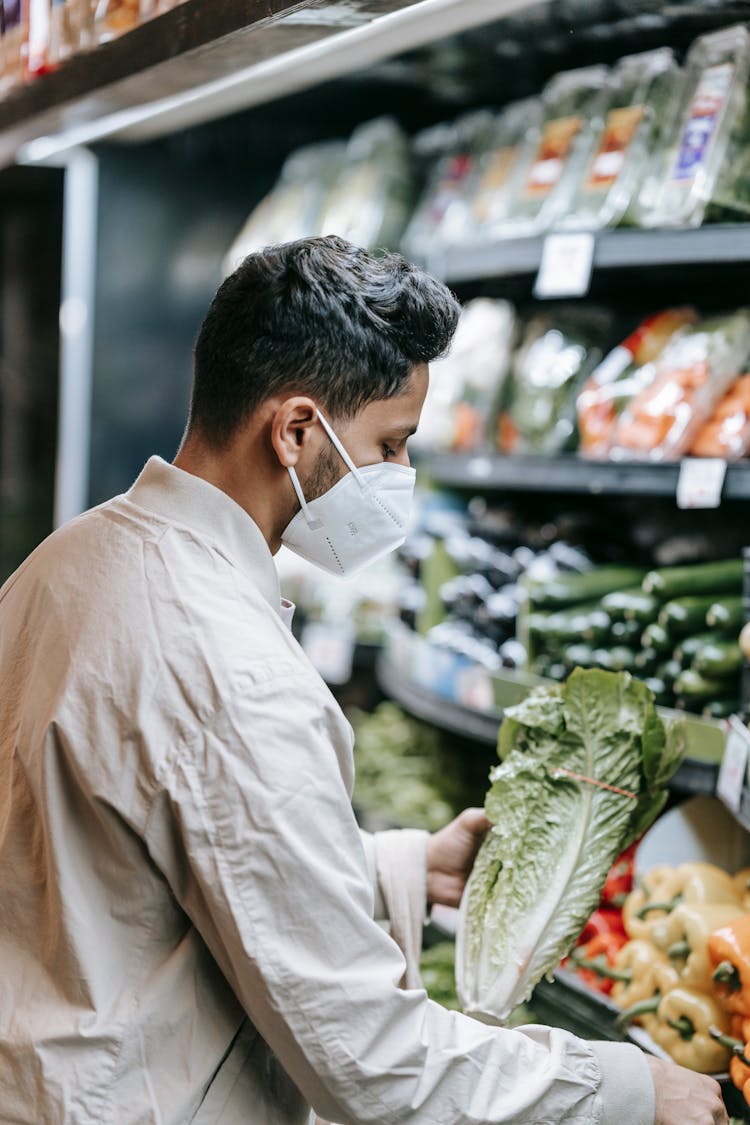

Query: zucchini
673;667;734;702
526;566;646;611
641;622;673;654
692;640;743;679
674;630;729;667
563;643;597;670
643;558;742;600
658;596;720;639
706;595;744;632
657;658;682;688
702;698;741;720
610;618;642;644
592;646;639;673
634;647;659;674
621;591;662;625
601;587;654;623
643;676;671;707
537;603;611;645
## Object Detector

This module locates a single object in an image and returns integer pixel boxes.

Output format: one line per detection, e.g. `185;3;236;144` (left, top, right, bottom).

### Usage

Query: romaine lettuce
455;668;685;1023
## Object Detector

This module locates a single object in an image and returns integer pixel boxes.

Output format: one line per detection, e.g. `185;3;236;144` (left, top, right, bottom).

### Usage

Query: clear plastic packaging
498;308;612;455
92;0;142;43
576;308;698;459
412;299;516;455
222;141;347;276
498;66;611;236
315;117;413;250
690;374;750;460
463;98;542;241
563;49;682;230
609;310;750;462
635;24;750;228
400;111;497;263
1;0;27;92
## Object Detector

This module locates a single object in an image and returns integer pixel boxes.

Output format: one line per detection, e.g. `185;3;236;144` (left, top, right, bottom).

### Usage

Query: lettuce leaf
455;668;685;1023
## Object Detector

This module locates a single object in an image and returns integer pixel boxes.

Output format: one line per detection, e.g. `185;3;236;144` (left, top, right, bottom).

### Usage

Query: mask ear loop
287;466;323;531
316;408;369;493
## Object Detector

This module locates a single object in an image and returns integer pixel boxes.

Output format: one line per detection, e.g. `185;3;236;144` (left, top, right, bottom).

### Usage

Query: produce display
524;557;744;715
455;668;685;1023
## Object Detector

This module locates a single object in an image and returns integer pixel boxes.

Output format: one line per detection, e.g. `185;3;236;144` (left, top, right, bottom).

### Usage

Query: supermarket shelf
436;224;750;285
2;0;544;169
377;653;722;795
429;452;750;501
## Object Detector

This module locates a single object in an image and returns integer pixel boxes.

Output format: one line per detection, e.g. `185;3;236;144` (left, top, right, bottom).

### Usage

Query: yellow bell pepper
649;902;746;992
623;863;742;941
649;987;733;1072
611;939;680;1028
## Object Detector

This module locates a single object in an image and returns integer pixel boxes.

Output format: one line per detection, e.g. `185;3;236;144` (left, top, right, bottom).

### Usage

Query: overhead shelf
428;452;750;501
431;224;750;286
0;0;545;168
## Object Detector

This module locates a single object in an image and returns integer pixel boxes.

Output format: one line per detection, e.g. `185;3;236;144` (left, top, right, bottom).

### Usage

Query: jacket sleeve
144;664;655;1125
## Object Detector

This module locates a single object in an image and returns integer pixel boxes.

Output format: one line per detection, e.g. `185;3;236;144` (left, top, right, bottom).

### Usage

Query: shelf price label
534;232;595;299
676;457;727;509
717;715;750;815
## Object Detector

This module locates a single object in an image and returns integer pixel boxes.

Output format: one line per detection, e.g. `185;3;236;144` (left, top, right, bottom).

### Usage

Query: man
0;236;726;1124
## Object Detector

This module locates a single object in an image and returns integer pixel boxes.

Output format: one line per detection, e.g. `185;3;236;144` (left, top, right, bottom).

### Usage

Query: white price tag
300;622;355;685
534;232;595;299
676;457;727;509
717;716;750;814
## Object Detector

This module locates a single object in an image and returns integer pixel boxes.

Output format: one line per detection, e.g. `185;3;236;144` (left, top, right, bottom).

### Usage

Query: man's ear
270;396;320;468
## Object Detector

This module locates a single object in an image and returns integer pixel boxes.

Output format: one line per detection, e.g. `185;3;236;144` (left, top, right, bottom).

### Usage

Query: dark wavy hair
188;235;460;446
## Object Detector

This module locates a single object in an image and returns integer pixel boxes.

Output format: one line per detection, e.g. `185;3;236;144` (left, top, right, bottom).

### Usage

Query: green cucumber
674;630;730;667
706;596;745;632
535;603;611;645
641;622;673;654
673;667;734;702
526;566;646;611
657;658;682;688
591;646;639;673
610;618;643;644
643;558;742;600
658;596;721;639
634;647;658;674
692;640;743;679
621;591;662;625
601;587;654;623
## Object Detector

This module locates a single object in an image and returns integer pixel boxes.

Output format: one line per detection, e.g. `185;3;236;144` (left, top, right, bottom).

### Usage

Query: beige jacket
0;456;655;1124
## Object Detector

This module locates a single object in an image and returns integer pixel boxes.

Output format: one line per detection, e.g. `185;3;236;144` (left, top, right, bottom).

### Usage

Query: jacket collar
127;456;282;614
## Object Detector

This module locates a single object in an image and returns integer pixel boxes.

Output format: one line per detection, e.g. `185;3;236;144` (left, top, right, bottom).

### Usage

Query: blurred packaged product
636;23;750;227
315;117;413;250
563;48;683;230
27;0;52;75
1;0;27;93
498;65;611;236
223;141;347;274
410;298;516;455
497;307;613;455
92;0;141;42
609;309;750;461
690;373;750;460
463;98;542;240
576;308;698;459
400;110;496;264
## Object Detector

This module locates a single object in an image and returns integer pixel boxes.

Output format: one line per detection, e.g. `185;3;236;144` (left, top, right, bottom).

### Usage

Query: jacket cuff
589;1041;655;1125
374;828;429;989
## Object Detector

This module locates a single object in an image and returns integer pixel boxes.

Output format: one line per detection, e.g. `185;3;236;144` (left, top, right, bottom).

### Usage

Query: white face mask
280;408;416;578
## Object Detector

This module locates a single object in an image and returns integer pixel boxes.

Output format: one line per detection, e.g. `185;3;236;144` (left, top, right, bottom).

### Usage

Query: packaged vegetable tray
609;310;750;462
690;374;750;460
576;308;698;459
463;98;542;240
635;24;750;228
562;48;683;231
499;66;611;237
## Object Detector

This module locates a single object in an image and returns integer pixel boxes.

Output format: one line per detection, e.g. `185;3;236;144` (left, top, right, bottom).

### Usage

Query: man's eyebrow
390;425;418;438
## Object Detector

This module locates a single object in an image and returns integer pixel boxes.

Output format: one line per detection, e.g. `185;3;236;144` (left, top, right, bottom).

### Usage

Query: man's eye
382;444;396;459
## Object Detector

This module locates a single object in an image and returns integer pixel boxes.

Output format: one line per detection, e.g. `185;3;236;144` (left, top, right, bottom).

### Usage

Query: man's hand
426;808;491;909
646;1056;728;1124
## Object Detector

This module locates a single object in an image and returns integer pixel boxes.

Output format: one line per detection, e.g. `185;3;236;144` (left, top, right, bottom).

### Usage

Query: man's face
303;363;428;500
